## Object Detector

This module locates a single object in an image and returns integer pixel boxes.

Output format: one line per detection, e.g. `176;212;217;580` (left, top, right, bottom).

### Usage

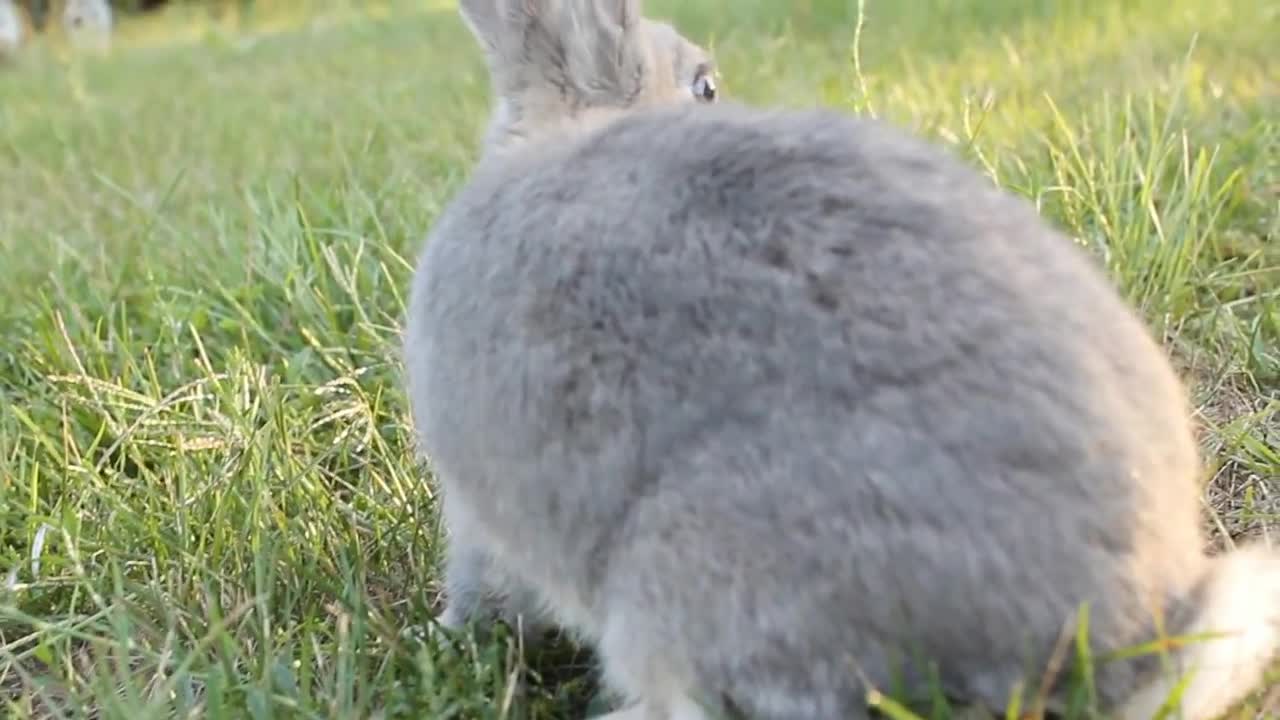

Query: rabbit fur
402;0;1280;718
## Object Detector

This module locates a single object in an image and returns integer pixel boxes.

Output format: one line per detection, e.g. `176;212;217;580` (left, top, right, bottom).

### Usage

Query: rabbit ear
594;0;640;31
458;0;505;54
460;0;559;61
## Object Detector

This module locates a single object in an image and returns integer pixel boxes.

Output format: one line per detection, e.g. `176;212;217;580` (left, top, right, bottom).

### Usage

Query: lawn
0;0;1276;717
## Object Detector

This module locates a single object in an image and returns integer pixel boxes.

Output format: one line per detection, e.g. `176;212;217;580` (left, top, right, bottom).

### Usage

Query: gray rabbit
402;1;1280;718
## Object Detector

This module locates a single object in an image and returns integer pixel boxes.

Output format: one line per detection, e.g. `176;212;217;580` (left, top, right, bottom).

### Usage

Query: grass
0;0;1277;717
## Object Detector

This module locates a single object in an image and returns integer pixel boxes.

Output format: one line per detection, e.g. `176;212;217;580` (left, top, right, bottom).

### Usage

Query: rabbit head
458;0;717;157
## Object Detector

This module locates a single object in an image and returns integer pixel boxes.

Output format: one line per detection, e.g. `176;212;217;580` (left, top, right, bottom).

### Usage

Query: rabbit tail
1118;543;1280;720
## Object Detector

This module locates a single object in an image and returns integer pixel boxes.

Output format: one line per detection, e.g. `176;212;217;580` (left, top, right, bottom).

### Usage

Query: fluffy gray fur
403;1;1280;718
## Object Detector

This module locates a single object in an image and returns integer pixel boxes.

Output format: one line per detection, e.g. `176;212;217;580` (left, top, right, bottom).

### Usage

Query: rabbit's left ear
458;0;506;54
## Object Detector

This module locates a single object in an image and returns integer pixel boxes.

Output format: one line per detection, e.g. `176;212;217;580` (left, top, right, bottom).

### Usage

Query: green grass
0;0;1277;717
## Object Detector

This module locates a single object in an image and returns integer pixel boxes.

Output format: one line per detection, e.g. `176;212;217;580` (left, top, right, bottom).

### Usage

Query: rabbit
0;0;25;60
402;1;1280;718
62;0;111;51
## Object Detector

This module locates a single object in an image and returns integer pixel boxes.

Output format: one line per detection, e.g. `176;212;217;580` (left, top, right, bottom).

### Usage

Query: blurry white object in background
0;0;25;59
63;0;113;52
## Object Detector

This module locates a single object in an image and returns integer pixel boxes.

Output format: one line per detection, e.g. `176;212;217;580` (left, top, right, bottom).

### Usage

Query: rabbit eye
692;73;717;103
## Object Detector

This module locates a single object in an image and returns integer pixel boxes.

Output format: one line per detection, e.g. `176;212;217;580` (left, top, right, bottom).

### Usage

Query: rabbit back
404;100;1208;710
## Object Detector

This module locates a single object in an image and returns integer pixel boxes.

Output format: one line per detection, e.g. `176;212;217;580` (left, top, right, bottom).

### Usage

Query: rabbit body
404;2;1280;718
